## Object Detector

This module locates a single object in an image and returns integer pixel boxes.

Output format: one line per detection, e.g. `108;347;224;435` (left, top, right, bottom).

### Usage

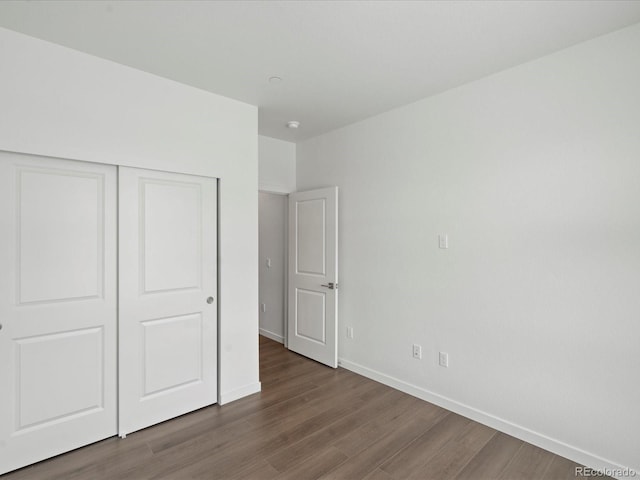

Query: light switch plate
439;352;449;367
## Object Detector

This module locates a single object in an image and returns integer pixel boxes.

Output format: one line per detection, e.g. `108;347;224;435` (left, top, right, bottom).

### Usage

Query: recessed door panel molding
0;151;117;475
142;313;203;398
119;166;217;437
15;327;104;431
288;187;338;368
140;178;203;294
16;166;105;305
295;288;326;344
296;198;326;276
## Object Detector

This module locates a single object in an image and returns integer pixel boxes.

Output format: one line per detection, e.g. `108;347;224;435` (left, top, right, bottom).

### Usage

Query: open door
287;187;338;368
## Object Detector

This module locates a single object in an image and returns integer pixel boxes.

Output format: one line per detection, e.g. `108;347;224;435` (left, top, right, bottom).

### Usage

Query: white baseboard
259;328;284;344
219;381;261;405
338;358;637;480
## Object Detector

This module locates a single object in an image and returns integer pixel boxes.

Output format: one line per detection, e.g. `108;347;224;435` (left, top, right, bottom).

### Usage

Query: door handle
321;282;338;290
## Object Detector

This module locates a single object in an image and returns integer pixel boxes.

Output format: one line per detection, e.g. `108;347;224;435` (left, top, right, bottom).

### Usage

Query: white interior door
0;152;117;475
118;167;217;436
287;187;338;368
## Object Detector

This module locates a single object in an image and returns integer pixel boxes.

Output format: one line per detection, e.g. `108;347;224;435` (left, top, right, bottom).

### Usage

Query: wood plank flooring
3;336;603;480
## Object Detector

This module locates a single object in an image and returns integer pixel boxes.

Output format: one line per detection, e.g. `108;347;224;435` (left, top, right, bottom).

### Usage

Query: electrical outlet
266;258;272;268
412;344;422;359
438;234;448;249
439;351;449;367
347;326;354;339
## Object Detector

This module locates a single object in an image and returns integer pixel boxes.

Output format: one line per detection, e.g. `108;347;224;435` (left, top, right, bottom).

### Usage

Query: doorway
258;191;288;345
258;187;339;368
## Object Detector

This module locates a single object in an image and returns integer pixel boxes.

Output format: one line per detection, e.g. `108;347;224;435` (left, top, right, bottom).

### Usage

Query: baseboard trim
219;382;261;405
338;358;636;480
259;328;284;344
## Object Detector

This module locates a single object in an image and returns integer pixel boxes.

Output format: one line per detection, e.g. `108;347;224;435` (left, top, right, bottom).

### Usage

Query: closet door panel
0;152;117;475
118;167;217;436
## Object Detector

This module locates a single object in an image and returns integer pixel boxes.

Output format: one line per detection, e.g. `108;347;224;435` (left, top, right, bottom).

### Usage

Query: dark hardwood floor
4;336;600;479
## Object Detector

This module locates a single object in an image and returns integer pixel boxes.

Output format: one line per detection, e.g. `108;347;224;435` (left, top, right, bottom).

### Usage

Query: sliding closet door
118;167;217;436
0;152;117;475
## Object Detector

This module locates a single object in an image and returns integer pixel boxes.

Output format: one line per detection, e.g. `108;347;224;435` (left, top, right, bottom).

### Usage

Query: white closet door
0;152;117;475
118;167;218;436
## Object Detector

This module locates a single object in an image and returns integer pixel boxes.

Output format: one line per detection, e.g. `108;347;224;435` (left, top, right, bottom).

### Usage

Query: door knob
206;296;215;304
320;282;338;290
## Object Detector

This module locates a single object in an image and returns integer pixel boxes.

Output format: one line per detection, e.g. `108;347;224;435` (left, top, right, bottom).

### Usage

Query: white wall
297;23;640;475
258;192;287;343
0;27;260;404
259;135;296;193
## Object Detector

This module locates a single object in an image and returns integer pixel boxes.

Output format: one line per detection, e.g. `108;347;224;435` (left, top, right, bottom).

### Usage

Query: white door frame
258;190;289;348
